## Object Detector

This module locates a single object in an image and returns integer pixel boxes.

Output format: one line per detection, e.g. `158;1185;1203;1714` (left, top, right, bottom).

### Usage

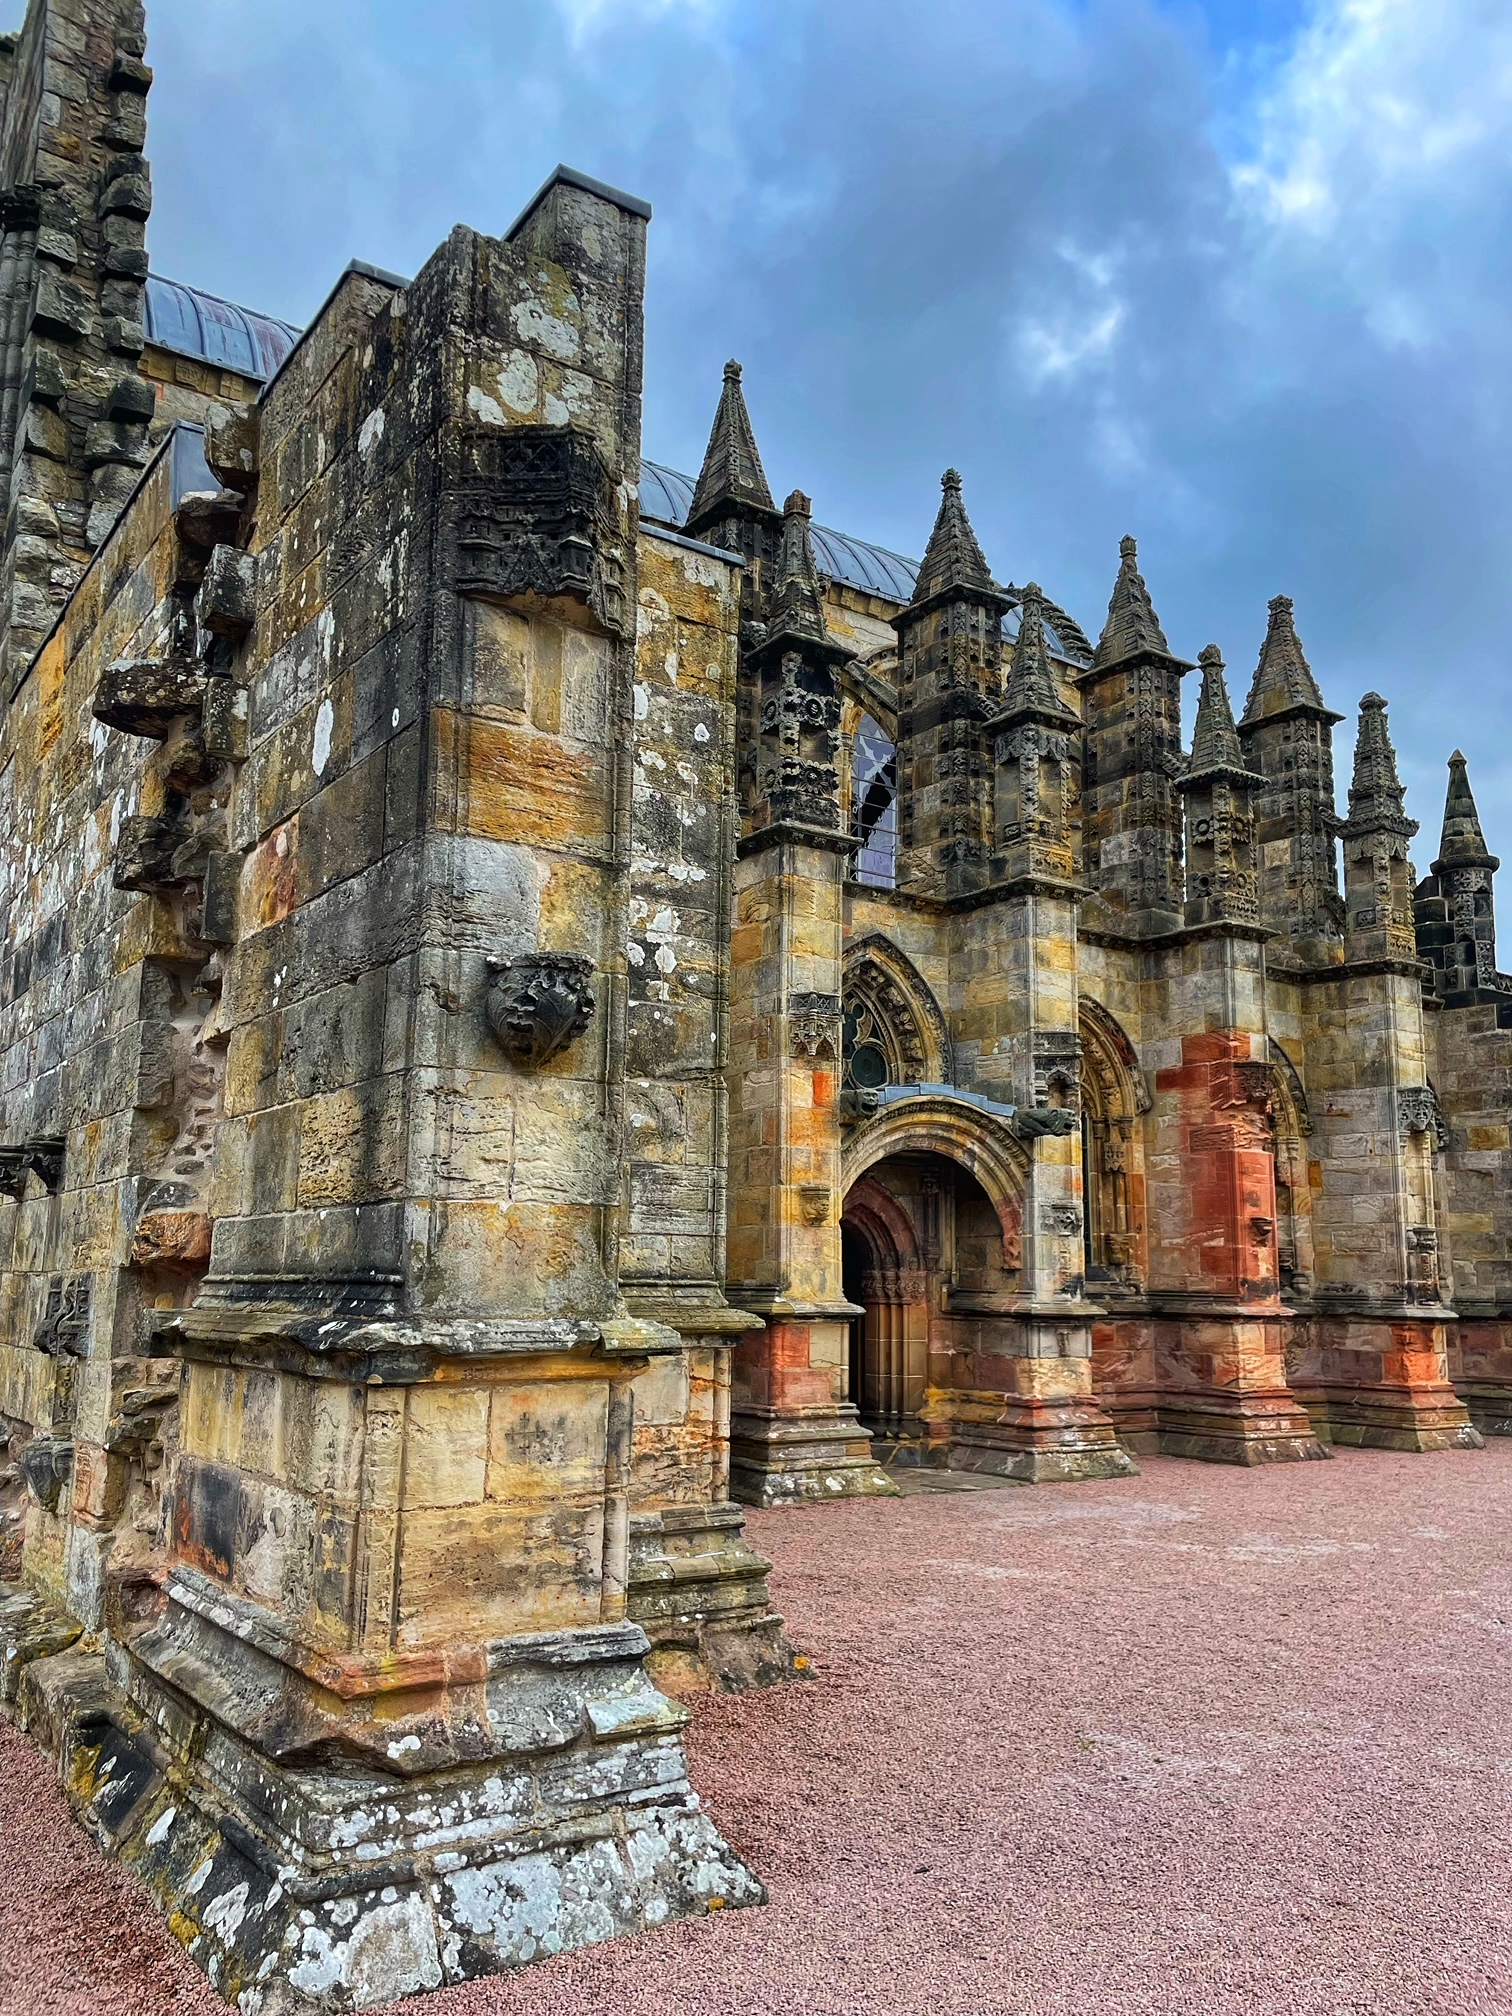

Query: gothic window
841;939;952;1096
853;714;897;889
843;996;895;1091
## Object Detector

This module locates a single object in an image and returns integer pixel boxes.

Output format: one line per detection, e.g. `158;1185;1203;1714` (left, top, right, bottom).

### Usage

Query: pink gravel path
4;1447;1512;2016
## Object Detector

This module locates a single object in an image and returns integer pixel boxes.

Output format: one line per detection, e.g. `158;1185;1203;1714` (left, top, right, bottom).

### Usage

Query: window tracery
852;713;897;889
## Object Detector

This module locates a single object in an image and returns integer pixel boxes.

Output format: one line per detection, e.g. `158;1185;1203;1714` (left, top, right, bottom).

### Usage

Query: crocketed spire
1240;594;1334;727
1435;750;1499;872
687;360;776;529
1187;645;1253;779
910;468;998;607
999;583;1078;724
766;489;830;646
1343;692;1416;836
1091;535;1182;671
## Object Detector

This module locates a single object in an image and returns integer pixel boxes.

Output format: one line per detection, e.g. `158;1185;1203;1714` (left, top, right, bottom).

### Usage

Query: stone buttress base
627;1501;806;1691
728;1402;898;1505
1451;1317;1512;1437
1288;1313;1484;1451
0;1581;762;2013
917;1315;1137;1484
1148;1315;1328;1465
919;1387;1137;1484
729;1315;897;1505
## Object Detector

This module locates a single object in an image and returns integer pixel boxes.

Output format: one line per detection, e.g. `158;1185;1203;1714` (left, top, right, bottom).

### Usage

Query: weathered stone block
196;542;255;638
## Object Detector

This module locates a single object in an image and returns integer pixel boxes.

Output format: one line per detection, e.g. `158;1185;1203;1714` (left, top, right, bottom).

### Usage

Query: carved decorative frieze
1039;1202;1083;1236
450;424;626;637
34;1272;90;1355
486;952;596;1067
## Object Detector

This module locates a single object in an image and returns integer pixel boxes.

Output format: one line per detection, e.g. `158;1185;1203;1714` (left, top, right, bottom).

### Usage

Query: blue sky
142;0;1512;874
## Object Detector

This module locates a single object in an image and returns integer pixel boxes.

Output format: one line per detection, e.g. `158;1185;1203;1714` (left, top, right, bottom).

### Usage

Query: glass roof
144;275;301;381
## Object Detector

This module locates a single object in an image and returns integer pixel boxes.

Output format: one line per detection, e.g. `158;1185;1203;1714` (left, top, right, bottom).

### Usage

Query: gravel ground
4;1446;1512;2016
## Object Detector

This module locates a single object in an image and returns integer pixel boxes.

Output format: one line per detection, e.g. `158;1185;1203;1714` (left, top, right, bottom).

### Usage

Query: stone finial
909;465;1000;608
1186;645;1254;780
765;487;829;646
1240;591;1335;727
1342;691;1417;837
999;582;1078;725
1435;749;1499;873
1091;533;1184;672
687;356;776;528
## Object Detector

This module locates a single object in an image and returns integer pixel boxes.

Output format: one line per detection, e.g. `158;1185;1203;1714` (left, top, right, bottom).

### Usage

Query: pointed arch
1078;997;1150;1121
842;934;954;1089
842;1092;1029;1272
1267;1038;1312;1140
1078;996;1147;1282
842;1174;921;1272
1267;1038;1314;1300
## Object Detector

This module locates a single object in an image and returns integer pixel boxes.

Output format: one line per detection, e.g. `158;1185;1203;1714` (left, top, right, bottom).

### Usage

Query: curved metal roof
639;459;696;528
144;275;301;381
637;457;1091;659
130;290;1092;651
639;457;920;602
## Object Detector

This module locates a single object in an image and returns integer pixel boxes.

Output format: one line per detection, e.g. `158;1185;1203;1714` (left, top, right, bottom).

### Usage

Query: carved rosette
486;953;596;1068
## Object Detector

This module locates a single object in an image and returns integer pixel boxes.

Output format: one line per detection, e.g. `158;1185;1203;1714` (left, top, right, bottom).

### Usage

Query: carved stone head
485;952;596;1068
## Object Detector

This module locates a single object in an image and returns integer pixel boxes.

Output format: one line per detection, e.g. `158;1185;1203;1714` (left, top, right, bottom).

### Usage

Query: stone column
723;492;895;1505
726;829;895;1501
940;883;1134;1482
1286;698;1481;1450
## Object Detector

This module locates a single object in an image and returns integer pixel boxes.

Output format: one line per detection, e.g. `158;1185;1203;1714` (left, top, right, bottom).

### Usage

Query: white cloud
1232;0;1512;346
1013;240;1126;385
552;0;725;48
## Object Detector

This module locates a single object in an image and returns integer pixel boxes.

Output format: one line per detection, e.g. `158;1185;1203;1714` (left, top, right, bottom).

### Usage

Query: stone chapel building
0;0;1509;2006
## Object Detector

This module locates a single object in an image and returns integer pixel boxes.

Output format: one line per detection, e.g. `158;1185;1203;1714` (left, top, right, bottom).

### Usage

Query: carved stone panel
449;425;626;637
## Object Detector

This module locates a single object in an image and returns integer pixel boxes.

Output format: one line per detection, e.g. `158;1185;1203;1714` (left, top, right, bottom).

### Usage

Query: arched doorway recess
840;1102;1029;1449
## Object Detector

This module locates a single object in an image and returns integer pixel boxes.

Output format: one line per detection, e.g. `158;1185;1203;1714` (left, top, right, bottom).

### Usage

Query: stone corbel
196;544;255;641
789;991;842;1060
92;655;204;739
1011;1106;1078;1141
18;1437;73;1512
486;952;596;1067
1398;1086;1448;1151
798;1184;831;1227
0;1136;66;1198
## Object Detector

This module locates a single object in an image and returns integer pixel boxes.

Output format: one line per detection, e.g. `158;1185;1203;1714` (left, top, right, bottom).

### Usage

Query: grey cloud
143;0;1512;867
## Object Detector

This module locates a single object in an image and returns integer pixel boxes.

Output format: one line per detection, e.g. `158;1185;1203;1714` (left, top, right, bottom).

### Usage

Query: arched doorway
840;1148;1024;1448
841;1171;929;1435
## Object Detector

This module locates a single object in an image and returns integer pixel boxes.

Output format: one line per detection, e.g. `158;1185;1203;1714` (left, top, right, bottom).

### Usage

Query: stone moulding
485;951;597;1068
